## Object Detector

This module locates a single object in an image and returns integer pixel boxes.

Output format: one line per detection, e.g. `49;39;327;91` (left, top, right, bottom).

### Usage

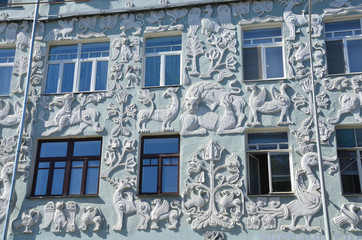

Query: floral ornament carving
323;3;362;17
276;0;323;41
0;12;8;20
183;141;243;230
181;82;245;136
145;9;187;33
41;201;76;233
13;208;40;233
119;13;144;36
137;88;180;132
253;1;273;17
12;55;28;94
329;0;351;7
292;77;332;146
185;36;205;76
246;152;337;232
106;87;136;137
78;206;103;231
150;199;181;229
333;203;362;232
101;138;136;179
323;75;361;91
247;83;294;126
231;1;250;23
100;14;118;33
44;18;78;41
0;100;23;127
77;16;106;38
204;231;225;240
111;37;140;62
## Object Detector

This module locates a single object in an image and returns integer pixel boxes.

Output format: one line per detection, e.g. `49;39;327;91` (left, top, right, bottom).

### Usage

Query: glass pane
244;28;281;40
248;132;288;145
356;129;362;147
88;160;100;167
270;153;291;192
163;158;170;165
162;165;178;193
51;168;65;195
49;45;77;60
85;167;99;194
69;168;83;194
347;39;362;73
325;20;361;33
146;36;181;49
143;137;179;154
79;62;92;91
165;55;180;85
45;64;60;94
243;48;261;80
95;61;108;90
336;129;356;148
151;159;158;165
39;162;50;168
145;56;160;87
326;40;345;74
248;153;269;194
34;169;49;195
54;161;66;168
266;47;283;78
171;158;178;164
72;161;83;167
40;142;68;157
141;166;158;193
0;67;12;95
0;49;15;63
73;140;101;156
81;42;109;57
61;63;75;93
338;150;361;194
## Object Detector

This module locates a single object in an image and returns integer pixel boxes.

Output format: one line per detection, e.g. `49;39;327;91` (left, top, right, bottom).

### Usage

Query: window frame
0;48;15;96
246;131;292;195
44;42;109;94
143;35;182;87
242;27;285;81
31;138;102;197
325;19;362;75
138;135;180;196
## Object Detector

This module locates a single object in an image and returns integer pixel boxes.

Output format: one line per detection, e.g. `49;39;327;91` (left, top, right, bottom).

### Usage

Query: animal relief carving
44;18;78;41
333;204;362;232
0;100;23;127
13;208;40;233
42;201;76;233
150;199;181;229
79;206;102;231
119;13;144;36
111;37;140;62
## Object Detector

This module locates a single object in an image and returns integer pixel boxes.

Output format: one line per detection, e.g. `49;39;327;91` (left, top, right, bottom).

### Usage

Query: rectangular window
139;136;179;195
247;132;291;195
0;48;15;95
32;139;102;196
243;28;284;81
325;20;362;74
144;36;181;87
0;0;9;6
45;42;109;94
336;128;362;194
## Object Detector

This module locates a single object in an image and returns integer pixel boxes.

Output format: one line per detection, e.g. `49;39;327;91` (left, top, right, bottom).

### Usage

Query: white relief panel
13;208;40;233
44;18;78;41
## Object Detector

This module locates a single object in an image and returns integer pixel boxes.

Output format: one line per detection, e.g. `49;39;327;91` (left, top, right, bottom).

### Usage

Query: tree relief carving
246;152;337;232
333;203;362;232
44;18;78;41
145;9;187;33
183;140;243;229
180;82;245;136
13;208;40;233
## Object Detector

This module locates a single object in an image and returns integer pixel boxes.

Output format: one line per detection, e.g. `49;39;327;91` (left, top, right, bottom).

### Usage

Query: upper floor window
32;139;102;197
243;28;284;81
0;48;15;95
247;132;291;195
0;0;9;6
45;42;109;94
139;135;179;195
144;36;181;87
325;20;362;75
336;128;362;194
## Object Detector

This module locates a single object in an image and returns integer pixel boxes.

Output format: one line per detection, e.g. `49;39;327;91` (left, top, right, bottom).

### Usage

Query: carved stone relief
0;100;23;127
137;88;180;132
6;23;18;44
323;3;362;17
183;140;243;229
185;36;205;77
204;231;225;240
42;201;76;233
16;21;30;50
44;18;78;41
78;206;103;231
77;16;105;38
119;13;144;36
333;204;362;232
180;82;245;136
246;152;337;232
247;83;293;126
12;55;28;94
124;64;140;88
111;37;140;62
150;199;181;229
145;9;187;33
13;208;40;233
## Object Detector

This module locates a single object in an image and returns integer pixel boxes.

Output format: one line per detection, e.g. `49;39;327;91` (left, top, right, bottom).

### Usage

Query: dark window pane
266;47;283;78
49;45;77;60
40;142;68;157
270;153;291;192
73;140;101;156
248;153;269;194
338;150;361;194
143;137;179;154
244;28;281;39
165;55;180;85
72;161;83;167
325;20;361;33
326;40;345;74
86;167;99;194
356;129;362;147
248;132;288;145
81;42;110;55
95;61;108;90
141;166;158;193
336;129;356;148
146;36;181;49
61;63;75;93
145;56;160;87
34;169;49;195
243;48;261;80
347;39;362;73
79;62;92;91
69;168;83;194
39;162;50;168
45;64;60;94
51;168;65;195
162;165;178;193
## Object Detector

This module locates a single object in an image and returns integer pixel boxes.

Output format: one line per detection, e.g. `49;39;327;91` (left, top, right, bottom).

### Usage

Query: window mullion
158;156;162;194
74;44;82;92
160;54;166;86
357;151;362;193
267;152;273;193
81;159;88;195
91;59;97;91
47;161;55;196
262;46;267;80
343;38;350;74
57;63;64;93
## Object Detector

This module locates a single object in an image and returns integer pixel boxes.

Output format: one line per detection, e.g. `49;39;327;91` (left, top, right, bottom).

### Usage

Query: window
243;28;284;81
0;48;15;95
325;20;362;74
45;42;109;94
336;128;362;194
144;36;181;87
247;132;291;195
32;139;102;196
0;0;9;6
139;136;179;195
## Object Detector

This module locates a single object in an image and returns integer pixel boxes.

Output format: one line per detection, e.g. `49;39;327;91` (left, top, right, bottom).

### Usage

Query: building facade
0;0;361;239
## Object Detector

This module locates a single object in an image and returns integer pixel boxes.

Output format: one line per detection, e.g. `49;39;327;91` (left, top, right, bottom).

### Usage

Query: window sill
142;84;181;89
243;78;286;83
247;192;294;197
0;4;23;9
327;72;362;77
137;193;180;198
42;90;107;96
28;194;99;199
342;193;362;197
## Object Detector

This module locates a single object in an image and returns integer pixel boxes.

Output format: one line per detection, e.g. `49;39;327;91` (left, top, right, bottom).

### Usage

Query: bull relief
180;82;245;136
183;140;243;230
246;152;337;232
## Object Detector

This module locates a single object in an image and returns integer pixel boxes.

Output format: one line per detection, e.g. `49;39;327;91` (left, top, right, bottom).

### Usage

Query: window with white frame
247;132;291;195
45;42;109;94
144;36;181;87
336;128;362;194
0;48;15;95
243;28;284;81
325;20;362;75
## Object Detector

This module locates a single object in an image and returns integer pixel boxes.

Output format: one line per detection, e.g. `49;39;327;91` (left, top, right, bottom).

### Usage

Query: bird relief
0;100;23;127
137;88;180;133
13;208;40;234
119;13;144;36
44;18;78;41
144;9;188;33
183;140;244;230
333;203;362;232
124;64;140;88
245;152;337;232
111;37;140;62
247;83;294;126
78;206;103;232
41;201;76;233
16;21;31;50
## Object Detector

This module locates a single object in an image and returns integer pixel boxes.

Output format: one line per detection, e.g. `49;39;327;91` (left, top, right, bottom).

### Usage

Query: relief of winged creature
13;208;40;233
79;206;102;231
0;100;24;127
150;199;181;230
41;201;76;233
44;18;78;41
333;204;362;231
119;13;144;36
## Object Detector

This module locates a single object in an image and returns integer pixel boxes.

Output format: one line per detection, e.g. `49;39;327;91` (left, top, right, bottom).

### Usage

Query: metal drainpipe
1;0;40;238
307;0;332;239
